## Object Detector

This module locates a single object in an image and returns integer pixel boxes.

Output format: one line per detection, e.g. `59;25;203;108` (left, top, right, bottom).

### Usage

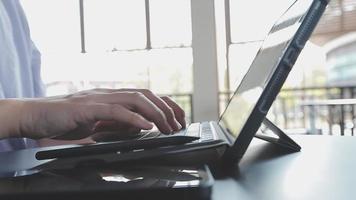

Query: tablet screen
219;0;311;139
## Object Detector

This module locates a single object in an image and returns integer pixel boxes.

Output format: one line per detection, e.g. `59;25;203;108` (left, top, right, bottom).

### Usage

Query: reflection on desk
0;165;212;200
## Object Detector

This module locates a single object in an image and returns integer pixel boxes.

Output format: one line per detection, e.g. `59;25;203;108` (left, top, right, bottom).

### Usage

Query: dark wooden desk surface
0;136;355;200
212;135;356;200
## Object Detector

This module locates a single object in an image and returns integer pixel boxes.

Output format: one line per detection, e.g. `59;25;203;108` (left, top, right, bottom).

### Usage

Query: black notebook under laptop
35;0;329;168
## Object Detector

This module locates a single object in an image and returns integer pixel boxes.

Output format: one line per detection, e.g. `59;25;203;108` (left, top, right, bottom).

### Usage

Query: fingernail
176;122;182;130
173;119;181;131
142;121;153;130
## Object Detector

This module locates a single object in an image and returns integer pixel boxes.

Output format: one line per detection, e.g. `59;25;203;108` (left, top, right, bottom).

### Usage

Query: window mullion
79;0;86;53
224;0;231;93
145;0;152;50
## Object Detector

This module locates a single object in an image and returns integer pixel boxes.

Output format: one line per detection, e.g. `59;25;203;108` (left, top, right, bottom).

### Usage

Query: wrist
0;99;26;139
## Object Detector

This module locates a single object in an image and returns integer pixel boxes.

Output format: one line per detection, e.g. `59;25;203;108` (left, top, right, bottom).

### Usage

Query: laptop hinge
211;121;234;145
254;118;301;151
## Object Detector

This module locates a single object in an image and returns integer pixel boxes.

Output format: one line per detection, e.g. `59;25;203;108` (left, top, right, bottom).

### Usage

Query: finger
112;90;184;131
73;88;178;131
93;120;138;133
138;89;180;131
117;89;179;131
89;92;173;134
161;96;186;128
84;103;153;131
86;88;116;94
67;88;118;99
93;120;126;132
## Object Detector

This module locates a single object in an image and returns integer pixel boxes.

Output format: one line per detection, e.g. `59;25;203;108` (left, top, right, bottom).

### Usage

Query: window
150;0;192;48
84;0;147;51
21;0;193;121
227;0;295;89
21;0;81;53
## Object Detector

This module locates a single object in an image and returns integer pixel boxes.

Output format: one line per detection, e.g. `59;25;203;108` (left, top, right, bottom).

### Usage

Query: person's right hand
0;88;186;141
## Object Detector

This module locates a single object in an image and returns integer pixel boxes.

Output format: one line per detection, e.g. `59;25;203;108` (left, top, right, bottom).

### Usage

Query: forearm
0;99;24;139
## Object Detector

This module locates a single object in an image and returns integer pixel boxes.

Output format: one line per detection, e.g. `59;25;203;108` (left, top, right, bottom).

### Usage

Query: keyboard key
185;123;200;138
200;122;214;141
138;130;161;140
173;128;187;136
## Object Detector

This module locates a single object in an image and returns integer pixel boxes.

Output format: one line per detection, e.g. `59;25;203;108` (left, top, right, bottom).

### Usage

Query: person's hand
0;88;186;141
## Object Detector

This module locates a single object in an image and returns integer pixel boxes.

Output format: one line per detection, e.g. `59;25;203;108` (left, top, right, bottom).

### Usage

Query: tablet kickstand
254;118;301;152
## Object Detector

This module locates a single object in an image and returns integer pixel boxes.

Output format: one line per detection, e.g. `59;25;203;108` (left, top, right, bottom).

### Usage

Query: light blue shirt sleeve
0;0;45;151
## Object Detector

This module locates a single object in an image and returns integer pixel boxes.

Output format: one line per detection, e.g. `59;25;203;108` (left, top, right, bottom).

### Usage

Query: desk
0;136;356;200
212;135;356;200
